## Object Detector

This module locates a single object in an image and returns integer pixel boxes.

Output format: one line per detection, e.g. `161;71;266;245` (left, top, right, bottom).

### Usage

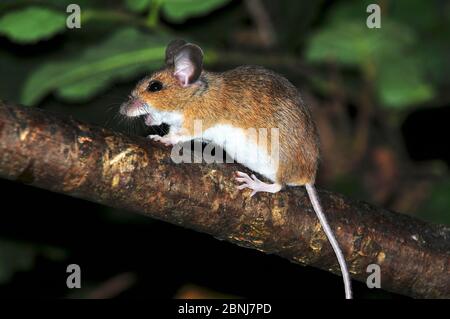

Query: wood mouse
120;39;352;299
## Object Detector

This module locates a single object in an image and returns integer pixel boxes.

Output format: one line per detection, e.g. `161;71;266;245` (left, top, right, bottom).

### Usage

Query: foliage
0;0;447;109
305;0;445;109
0;6;66;44
125;0;230;21
161;0;231;22
125;0;152;13
0;0;229;105
22;28;168;105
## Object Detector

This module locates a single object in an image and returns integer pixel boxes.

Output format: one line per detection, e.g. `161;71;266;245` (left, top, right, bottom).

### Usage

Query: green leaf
306;21;368;66
376;58;434;108
125;0;152;12
162;0;230;22
306;20;414;67
0;6;66;44
21;28;169;105
305;14;435;109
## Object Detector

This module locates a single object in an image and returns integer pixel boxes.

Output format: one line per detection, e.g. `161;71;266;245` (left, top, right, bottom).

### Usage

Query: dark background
0;0;449;299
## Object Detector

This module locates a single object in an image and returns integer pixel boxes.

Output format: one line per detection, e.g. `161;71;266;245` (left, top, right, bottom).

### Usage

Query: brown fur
132;65;320;186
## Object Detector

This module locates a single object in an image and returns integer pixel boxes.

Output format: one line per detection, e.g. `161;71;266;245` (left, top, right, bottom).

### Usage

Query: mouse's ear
165;39;187;66
172;43;203;87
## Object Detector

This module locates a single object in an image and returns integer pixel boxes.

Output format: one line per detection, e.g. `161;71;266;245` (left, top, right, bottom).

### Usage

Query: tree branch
0;101;449;298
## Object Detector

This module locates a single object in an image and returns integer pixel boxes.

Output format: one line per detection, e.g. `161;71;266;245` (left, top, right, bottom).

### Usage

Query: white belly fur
202;124;278;182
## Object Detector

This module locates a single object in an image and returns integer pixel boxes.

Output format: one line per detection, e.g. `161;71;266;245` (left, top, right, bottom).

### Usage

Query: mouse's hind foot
235;171;282;197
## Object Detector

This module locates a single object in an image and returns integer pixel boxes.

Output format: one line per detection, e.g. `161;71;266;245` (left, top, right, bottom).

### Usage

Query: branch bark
0;102;449;298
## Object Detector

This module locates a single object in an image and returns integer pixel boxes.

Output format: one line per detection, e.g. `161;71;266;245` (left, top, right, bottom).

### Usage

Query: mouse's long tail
305;183;353;299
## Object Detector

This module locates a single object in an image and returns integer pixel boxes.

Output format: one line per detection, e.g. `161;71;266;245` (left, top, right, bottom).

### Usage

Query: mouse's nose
120;98;147;117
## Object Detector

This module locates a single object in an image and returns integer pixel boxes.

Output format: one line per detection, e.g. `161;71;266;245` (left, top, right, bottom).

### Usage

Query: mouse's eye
147;80;163;92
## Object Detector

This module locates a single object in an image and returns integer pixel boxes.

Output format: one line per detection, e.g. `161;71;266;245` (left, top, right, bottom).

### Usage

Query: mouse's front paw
148;134;183;146
148;134;172;146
